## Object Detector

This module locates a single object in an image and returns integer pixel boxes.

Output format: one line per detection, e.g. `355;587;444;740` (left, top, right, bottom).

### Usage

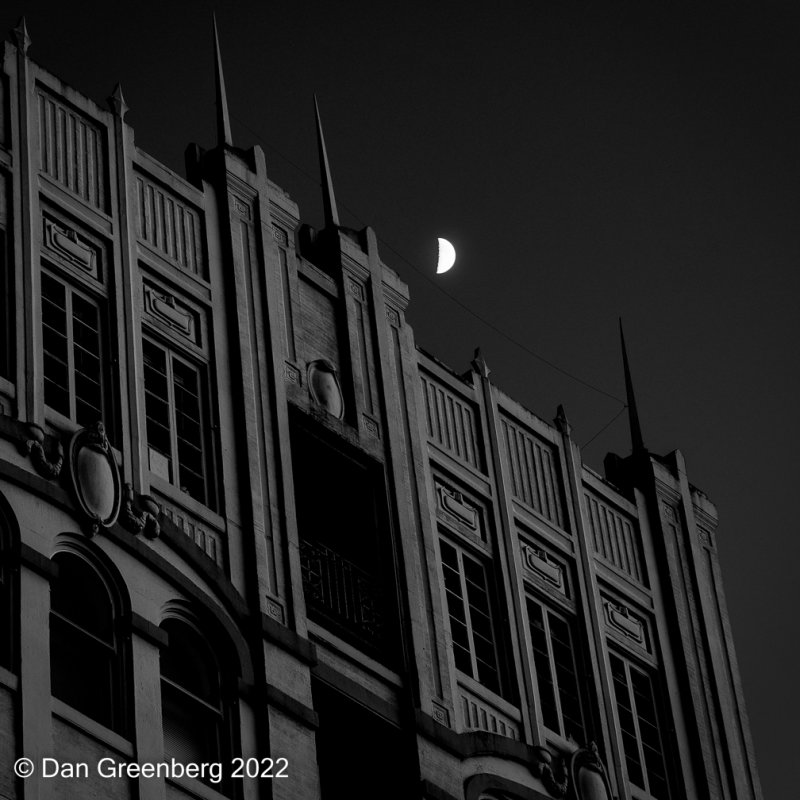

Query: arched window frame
0;494;20;674
158;610;240;793
49;544;131;736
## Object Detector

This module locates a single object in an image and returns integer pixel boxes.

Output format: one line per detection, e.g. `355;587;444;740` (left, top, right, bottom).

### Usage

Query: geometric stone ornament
44;218;97;277
67;421;121;536
569;742;614;800
143;285;196;341
603;600;646;648
436;483;479;532
307;359;344;419
520;542;565;593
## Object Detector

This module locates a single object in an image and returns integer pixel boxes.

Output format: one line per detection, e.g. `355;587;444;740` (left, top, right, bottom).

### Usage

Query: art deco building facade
0;20;762;800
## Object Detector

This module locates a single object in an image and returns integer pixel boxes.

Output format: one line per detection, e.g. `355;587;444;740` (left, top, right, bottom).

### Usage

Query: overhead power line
231;111;626;408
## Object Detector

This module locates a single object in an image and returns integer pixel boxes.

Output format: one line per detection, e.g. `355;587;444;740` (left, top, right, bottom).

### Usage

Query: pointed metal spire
314;95;340;228
471;347;490;379
107;83;128;119
555;404;572;437
13;16;31;54
212;14;233;147
619;318;646;454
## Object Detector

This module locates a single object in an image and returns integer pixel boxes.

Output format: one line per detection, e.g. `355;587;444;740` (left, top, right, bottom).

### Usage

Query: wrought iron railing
299;538;386;649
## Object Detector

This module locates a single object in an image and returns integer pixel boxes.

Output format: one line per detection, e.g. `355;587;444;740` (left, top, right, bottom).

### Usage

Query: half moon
437;238;456;274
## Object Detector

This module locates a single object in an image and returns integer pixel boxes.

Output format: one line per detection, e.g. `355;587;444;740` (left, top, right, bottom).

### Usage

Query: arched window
0;512;17;672
160;618;236;785
49;552;128;734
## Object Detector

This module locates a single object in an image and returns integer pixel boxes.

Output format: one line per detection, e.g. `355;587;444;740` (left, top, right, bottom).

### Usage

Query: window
0;508;17;672
313;680;415;800
527;597;587;743
609;652;670;798
41;271;111;429
50;552;128;734
160;619;235;790
143;338;215;508
290;420;396;660
0;226;12;382
440;537;501;694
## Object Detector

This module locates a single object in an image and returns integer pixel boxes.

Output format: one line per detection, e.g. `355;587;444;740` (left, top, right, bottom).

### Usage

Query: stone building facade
0;19;762;800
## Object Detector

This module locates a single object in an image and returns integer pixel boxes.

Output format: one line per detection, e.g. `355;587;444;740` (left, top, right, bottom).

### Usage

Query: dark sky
3;1;797;794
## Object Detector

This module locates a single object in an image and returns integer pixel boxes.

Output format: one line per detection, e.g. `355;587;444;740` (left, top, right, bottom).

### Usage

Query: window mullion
458;549;479;681
626;661;650;795
66;287;77;420
166;352;179;485
543;608;564;736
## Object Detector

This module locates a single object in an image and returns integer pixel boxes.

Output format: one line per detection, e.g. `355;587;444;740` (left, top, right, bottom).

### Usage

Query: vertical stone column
129;617;168;800
554;409;627;798
469;351;535;743
18;547;57;800
9;22;42;425
363;227;448;718
108;86;146;491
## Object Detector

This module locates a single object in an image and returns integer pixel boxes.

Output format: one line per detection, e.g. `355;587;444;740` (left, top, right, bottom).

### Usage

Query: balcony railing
299;537;387;652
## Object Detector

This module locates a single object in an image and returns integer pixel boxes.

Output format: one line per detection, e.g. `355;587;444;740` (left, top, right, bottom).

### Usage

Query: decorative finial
555;404;572;437
619;318;646;455
13;16;31;54
314;95;340;228
471;347;490;379
212;13;233;147
107;83;128;119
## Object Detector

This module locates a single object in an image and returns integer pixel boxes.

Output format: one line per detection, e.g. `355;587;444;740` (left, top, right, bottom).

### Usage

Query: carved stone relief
17;423;63;479
43;218;97;278
603;599;646;648
307;359;344;419
569;742;613;800
435;482;483;540
520;542;565;593
67;422;121;536
143;284;197;343
120;483;161;539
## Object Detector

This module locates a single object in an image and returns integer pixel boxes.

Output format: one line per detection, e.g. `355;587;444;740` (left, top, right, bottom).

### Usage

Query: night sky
3;1;797;794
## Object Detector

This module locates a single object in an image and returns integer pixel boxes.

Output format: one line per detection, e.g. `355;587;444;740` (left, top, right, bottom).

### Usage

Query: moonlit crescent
437;238;456;274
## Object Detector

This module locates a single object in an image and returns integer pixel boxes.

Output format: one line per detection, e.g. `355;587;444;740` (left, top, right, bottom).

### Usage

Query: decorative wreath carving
532;747;569;798
17;423;63;478
119;483;161;539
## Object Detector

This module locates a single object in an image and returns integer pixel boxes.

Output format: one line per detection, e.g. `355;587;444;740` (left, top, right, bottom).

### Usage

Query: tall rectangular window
143;337;215;509
609;652;670;799
41;271;108;429
527;597;586;743
0;229;12;382
439;537;501;694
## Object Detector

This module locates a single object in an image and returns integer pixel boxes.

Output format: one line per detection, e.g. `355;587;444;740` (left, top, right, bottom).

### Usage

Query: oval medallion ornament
68;422;121;536
307;359;344;419
570;742;613;800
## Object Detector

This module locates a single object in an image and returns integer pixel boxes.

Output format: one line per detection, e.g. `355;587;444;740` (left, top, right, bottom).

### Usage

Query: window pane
528;600;559;732
0;528;13;670
549;613;585;743
440;538;501;693
160;620;221;707
41;273;71;417
162;682;221;767
49;554;122;734
143;340;172;470
631;665;670;798
51;554;113;641
160;620;226;784
0;230;12;380
50;616;115;729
